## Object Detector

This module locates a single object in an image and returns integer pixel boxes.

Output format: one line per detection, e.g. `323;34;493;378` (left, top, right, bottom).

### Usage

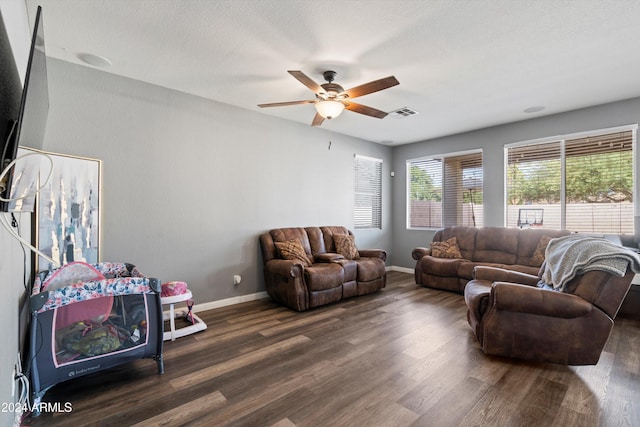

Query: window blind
354;155;382;229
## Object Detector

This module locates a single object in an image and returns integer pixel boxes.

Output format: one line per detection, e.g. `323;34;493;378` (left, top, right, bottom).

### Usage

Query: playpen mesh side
53;294;150;367
30;292;163;407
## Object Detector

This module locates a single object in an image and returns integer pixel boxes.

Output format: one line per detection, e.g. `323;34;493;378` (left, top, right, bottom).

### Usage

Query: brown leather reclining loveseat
412;226;570;293
259;226;387;311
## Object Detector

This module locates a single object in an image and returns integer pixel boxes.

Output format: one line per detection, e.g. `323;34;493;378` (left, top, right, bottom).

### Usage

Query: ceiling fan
258;70;399;127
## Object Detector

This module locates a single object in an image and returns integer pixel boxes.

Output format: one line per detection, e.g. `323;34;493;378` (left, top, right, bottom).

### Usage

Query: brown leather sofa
412;226;570;293
464;265;634;365
259;226;387;311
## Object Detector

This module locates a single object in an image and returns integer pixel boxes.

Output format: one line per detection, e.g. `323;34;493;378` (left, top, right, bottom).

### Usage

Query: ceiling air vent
390;107;419;118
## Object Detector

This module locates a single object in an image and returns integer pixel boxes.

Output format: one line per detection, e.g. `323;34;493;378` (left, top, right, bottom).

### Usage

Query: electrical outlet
233;274;241;285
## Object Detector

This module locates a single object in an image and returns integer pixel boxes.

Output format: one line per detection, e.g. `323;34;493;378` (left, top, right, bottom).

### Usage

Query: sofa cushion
515;228;570;266
334;234;360;260
529;235;552;267
435;226;477;260
275;240;312;267
337;259;358;282
431;237;463;259
319;226;351;253
271;228;314;263
474;227;518;264
305;227;326;255
304;263;344;291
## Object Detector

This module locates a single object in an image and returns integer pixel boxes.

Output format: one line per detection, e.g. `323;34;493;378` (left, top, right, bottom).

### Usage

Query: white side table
161;290;207;341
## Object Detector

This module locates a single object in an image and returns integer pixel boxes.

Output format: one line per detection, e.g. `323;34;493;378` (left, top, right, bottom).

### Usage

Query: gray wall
392;97;640;269
42;58;394;304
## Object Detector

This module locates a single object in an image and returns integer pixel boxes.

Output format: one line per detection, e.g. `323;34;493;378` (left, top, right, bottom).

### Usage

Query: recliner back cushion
305;227;326;255
435;226;477;260
319;226;351;253
566;269;634;317
515;228;570;266
270;228;314;262
473;227;518;264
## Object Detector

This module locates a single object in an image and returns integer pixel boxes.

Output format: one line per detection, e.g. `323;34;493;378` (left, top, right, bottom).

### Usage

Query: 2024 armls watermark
2;401;72;414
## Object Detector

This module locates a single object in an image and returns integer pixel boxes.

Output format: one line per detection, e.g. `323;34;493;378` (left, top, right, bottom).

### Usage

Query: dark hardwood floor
24;271;640;426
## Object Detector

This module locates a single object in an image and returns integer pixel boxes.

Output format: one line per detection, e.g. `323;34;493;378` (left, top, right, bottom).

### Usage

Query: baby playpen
28;262;164;410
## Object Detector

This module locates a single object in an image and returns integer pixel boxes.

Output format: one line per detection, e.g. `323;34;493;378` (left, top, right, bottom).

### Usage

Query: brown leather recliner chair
464;264;634;365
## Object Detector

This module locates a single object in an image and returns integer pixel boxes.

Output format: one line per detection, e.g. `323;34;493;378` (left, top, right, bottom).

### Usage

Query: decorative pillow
529;235;552;267
430;237;463;259
275;240;313;267
43;261;106;291
334;234;360;260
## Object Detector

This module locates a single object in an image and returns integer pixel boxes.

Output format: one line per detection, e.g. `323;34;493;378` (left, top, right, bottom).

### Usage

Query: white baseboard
193;267;413;312
193;291;269;313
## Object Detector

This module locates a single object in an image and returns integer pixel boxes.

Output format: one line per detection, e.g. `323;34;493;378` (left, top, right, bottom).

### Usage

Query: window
354;155;382;229
407;150;483;229
506;126;636;234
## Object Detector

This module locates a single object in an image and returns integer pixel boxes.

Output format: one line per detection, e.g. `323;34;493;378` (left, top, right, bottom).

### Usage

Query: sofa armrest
314;253;345;263
412;247;431;260
359;249;387;261
473;266;539;286
492;282;592;318
265;259;303;278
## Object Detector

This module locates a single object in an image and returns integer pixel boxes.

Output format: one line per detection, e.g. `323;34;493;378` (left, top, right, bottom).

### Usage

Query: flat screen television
0;6;49;212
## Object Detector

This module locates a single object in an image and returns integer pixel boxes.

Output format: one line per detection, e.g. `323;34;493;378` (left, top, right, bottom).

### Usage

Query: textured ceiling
24;0;640;145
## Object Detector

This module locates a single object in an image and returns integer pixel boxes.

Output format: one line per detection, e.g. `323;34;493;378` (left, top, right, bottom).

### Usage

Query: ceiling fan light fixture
315;100;345;119
259;70;399;126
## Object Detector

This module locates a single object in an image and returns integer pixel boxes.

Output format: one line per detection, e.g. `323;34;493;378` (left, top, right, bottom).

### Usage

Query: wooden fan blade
258;100;316;108
311;112;325;127
344;102;388;119
288;70;325;94
342;76;399;99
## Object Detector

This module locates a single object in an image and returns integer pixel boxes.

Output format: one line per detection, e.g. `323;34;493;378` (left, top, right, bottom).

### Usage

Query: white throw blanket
541;234;640;292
